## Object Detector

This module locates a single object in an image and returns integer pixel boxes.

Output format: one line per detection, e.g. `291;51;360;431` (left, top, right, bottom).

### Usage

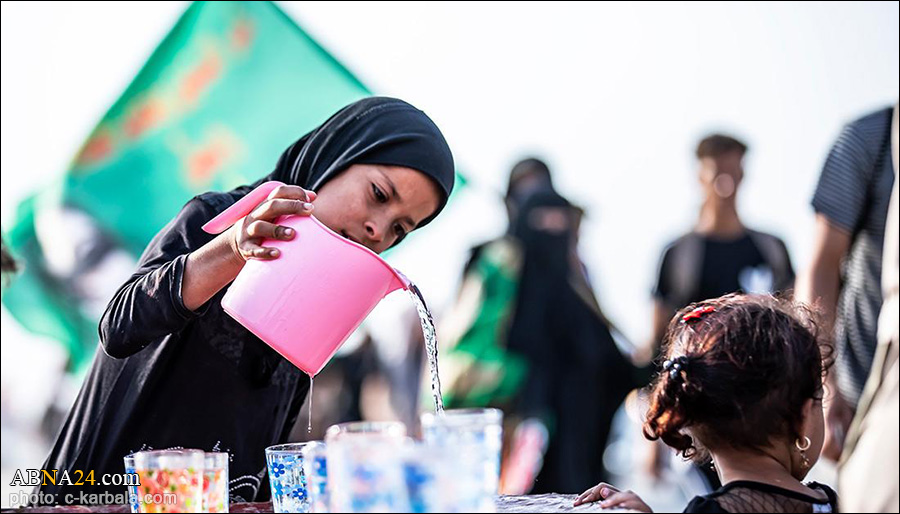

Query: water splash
307;374;314;433
408;283;444;413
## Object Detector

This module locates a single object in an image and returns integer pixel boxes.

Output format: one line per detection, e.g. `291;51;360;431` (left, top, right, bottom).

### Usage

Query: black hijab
254;96;455;229
507;189;637;492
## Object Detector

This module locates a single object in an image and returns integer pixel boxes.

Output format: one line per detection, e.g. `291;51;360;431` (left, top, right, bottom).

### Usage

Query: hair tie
663;355;690;380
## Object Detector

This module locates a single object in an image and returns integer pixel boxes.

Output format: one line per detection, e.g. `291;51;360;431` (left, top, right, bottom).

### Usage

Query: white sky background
1;0;898;419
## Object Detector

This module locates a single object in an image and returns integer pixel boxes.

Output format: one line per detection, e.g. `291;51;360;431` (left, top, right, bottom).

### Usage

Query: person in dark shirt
36;97;455;505
642;134;794;488
576;294;839;513
646;134;795;366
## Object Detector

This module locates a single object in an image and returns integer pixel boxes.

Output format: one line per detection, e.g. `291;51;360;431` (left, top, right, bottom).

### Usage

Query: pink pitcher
202;181;411;376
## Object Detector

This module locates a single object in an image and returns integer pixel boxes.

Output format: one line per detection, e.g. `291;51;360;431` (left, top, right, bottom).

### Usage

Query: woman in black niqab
508;189;636;493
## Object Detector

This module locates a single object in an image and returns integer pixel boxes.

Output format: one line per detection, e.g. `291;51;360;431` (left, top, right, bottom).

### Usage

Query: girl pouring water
37;97;455;504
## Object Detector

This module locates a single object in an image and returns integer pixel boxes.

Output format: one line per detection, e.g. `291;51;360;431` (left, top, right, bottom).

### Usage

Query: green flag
68;1;374;253
3;1;375;371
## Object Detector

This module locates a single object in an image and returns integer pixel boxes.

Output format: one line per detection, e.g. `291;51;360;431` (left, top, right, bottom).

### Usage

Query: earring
795;436;811;469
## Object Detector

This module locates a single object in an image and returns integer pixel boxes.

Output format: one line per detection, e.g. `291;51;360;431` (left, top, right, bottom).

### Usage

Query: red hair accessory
681;305;715;324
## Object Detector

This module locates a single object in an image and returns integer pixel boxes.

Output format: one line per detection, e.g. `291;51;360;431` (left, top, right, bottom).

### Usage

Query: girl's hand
574;483;652;512
229;185;316;261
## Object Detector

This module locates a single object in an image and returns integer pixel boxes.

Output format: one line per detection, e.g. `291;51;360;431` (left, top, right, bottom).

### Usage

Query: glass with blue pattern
123;455;140;514
266;442;315;513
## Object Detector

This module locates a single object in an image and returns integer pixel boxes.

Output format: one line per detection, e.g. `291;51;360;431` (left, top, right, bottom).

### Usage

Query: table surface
1;494;614;513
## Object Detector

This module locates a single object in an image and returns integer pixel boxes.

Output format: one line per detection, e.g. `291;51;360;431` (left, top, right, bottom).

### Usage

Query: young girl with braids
575;294;839;513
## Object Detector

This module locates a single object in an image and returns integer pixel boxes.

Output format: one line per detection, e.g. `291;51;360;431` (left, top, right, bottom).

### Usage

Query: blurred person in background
438;158;635;494
837;103;899;512
1;235;18;283
642;134;795;489
437;159;555;415
795;105;896;463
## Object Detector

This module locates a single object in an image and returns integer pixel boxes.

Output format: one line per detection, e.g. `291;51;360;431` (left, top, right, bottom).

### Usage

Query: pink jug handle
201;181;286;234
